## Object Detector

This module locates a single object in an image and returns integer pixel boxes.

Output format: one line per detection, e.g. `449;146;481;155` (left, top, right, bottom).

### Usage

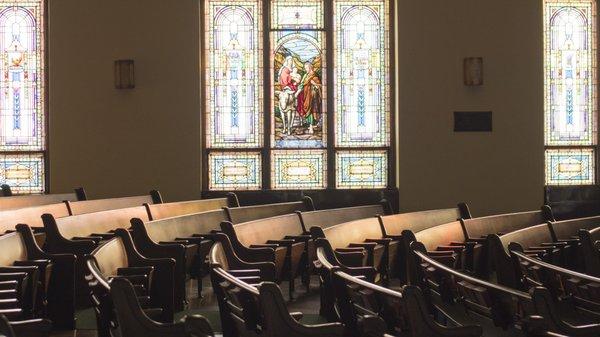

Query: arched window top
214;5;254;26
0;6;36;52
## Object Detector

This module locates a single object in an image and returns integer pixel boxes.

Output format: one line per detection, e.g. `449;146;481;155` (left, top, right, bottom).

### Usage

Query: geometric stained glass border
336;150;387;189
545;148;595;185
271;150;326;190
208;152;262;190
0;153;44;194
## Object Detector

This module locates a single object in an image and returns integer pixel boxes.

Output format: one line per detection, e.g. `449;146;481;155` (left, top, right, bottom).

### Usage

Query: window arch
0;1;46;194
202;0;393;192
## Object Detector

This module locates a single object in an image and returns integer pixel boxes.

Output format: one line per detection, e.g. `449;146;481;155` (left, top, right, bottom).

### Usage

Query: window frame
0;0;49;194
200;0;396;192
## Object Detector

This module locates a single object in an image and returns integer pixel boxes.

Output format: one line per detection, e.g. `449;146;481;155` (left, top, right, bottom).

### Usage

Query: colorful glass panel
0;153;43;193
272;31;326;148
209;152;261;190
335;0;389;147
544;0;596;146
206;0;262;148
546;148;595;185
271;150;326;189
336;150;387;189
271;0;323;30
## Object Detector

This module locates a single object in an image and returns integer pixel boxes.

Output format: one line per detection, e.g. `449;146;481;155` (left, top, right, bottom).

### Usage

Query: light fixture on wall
463;57;483;86
114;59;135;89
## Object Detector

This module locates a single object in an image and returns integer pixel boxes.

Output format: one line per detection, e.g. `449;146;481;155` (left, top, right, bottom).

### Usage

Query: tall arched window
202;0;393;192
544;0;597;185
0;1;46;194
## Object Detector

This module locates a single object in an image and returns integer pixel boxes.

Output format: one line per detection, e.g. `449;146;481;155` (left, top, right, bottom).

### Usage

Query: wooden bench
379;204;469;236
0;225;76;330
579;227;600;277
42;206;150;305
298;203;388;232
85;228;176;337
0;314;51;337
208;241;344;337
221;213;309;298
549;215;600;271
66;190;161;215
510;248;600;315
315;239;482;337
0;188;83;211
461;208;551;240
145;195;236;221
130;209;230;307
224;197;314;224
310;217;393;283
410;241;600;337
0;202;70;240
489;222;586;288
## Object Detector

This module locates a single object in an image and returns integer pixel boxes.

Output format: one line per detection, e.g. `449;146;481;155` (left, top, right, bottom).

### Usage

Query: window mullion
325;0;335;189
263;0;272;190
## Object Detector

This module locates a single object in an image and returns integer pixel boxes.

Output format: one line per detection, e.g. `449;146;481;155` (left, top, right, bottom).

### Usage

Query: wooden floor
50;276;323;337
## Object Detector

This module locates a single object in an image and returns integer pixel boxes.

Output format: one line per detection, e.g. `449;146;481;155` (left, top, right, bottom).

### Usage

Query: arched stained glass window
544;0;597;185
0;1;45;194
203;0;392;191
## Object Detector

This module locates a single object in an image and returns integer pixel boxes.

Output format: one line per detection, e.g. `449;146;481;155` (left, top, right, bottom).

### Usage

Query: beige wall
48;0;545;216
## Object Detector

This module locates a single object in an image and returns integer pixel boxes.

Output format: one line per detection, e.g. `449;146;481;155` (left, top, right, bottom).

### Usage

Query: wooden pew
130;209;230;307
84;228;176;337
0;314;51;337
410;241;600;337
0;202;70;237
221;213;310;298
0;225;75;330
549;215;600;271
510;248;600;315
208;241;344;337
580;227;600;277
0;188;84;211
315;239;482;337
145;195;237;221
42;206;150;305
224;197;314;224
310;217;393;282
378;204;470;237
489;222;585;289
67;190;162;215
298;203;389;232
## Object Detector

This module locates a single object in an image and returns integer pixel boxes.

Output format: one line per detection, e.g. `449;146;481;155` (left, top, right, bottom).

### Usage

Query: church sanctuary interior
1;0;600;336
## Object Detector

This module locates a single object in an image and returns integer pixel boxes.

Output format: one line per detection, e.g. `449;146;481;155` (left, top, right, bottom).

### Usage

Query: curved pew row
145;195;236;221
315;238;483;337
85;229;213;337
0;188;84;211
66;190;162;215
224;196;314;224
488;216;600;289
404;207;553;280
580;227;600;277
311;204;468;284
0;202;71;241
510;249;600;316
208;238;345;337
131;209;230;303
410;241;600;337
0;225;75;332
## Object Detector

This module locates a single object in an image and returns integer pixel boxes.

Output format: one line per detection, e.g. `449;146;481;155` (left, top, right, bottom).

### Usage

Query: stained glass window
546;148;595;185
205;0;262;148
0;1;45;194
209;152;262;190
335;1;389;147
544;0;597;185
272;150;326;189
203;0;391;191
336;150;387;189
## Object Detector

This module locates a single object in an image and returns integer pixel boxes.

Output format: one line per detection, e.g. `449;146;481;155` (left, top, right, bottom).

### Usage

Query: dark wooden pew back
0;203;70;234
299;204;386;232
497;223;553;252
145;197;231;221
461;210;546;240
550;215;600;240
0;193;77;211
67;191;160;215
314;217;383;251
414;220;466;251
225;197;314;224
379;206;465;236
579;227;600;277
46;206;149;242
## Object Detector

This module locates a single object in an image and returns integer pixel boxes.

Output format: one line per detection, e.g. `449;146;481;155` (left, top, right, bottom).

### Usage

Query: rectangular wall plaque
454;111;492;132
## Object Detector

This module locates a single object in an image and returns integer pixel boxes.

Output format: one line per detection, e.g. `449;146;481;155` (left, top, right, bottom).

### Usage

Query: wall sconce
463;57;483;86
114;59;135;89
